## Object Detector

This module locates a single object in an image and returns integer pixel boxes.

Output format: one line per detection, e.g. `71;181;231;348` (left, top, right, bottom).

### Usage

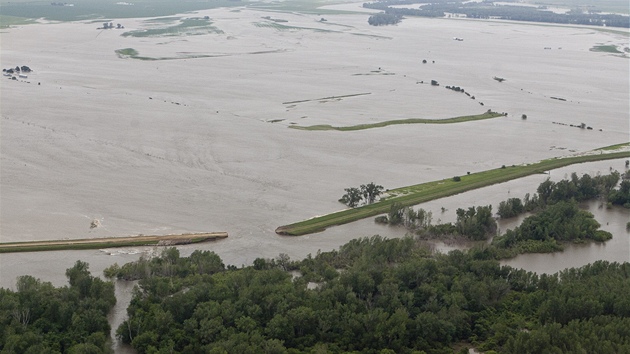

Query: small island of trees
368;13;402;26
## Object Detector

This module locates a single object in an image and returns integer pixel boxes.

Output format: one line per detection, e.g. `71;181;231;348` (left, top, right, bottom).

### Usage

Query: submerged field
0;0;629;286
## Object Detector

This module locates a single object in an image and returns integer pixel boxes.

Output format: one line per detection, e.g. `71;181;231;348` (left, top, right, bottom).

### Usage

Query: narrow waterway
108;280;138;354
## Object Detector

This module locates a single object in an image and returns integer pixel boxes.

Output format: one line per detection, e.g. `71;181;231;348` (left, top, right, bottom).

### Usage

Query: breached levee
0;232;228;253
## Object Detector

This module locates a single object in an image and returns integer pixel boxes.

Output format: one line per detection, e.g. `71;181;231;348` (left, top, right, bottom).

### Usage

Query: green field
289;111;505;131
121;17;223;37
0;0;357;23
590;44;623;53
0;0;247;22
276;145;630;236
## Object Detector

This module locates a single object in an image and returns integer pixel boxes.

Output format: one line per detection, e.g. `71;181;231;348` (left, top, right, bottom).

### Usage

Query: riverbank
0;232;228;253
276;146;630;236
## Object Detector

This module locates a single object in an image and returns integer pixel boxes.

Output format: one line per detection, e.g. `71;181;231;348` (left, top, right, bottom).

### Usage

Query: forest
363;0;630;28
103;238;630;353
1;170;629;353
0;261;115;353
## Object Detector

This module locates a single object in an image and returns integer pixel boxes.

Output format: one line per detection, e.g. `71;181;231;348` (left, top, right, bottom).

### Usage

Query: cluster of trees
2;66;31;74
608;175;630;208
496;171;627;219
380;202;433;230
492;201;612;257
363;0;630;28
0;261;116;353
101;22;124;29
380;203;497;241
367;13;402;26
375;170;625;257
106;235;630;353
104;248;226;281
339;182;384;208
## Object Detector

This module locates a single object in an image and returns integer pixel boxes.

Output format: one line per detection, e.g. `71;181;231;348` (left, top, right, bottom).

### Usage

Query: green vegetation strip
289;111;504;131
0;232;228;253
590;45;623;53
276;148;630;236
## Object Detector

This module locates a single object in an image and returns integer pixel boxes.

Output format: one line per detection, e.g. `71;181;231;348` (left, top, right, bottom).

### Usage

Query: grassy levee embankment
0;232;228;253
276;147;630;236
289;111;504;131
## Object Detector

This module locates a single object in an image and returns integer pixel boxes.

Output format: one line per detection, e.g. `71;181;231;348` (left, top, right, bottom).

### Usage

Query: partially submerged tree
360;182;384;204
339;187;362;208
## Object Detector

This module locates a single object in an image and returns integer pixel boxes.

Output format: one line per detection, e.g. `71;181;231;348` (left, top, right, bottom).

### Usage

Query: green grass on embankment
288;111;505;131
276;148;630;236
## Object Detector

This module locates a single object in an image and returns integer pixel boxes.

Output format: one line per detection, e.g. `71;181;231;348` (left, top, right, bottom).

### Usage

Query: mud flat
0;232;228;253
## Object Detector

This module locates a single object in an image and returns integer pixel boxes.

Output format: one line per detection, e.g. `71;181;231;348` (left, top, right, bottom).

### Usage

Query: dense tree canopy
0;261;116;353
108;235;630;353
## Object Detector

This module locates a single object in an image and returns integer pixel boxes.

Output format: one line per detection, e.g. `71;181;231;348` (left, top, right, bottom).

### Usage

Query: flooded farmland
1;2;629;291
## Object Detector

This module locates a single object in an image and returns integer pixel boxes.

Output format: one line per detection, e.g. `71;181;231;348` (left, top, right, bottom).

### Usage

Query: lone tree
360;182;384;204
339;187;362;208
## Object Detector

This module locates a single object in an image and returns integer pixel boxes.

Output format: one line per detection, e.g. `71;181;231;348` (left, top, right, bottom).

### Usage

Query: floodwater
1;3;629;350
108;280;138;354
1;160;627;290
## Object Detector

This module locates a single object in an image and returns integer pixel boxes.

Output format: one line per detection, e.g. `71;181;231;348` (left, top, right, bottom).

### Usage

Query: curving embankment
0;232;228;253
288;111;504;131
276;145;630;236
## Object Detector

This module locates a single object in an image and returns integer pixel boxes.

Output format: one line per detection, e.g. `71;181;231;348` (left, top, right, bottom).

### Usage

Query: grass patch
115;48;158;60
0;0;244;22
249;0;365;15
590;44;623;53
253;21;334;33
0;15;36;27
289;111;505;131
122;18;222;38
276;148;630;236
597;142;630;151
115;47;139;57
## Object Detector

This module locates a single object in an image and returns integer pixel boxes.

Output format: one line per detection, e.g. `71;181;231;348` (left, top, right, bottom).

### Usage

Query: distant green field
590;44;623;53
0;15;36;27
249;0;363;15
0;0;358;22
0;0;247;22
121;18;223;37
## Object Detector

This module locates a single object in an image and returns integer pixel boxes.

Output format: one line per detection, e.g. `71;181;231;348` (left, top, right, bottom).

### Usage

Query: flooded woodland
1;0;628;300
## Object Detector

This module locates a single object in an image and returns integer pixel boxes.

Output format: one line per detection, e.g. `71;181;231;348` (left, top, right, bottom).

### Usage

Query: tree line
363;0;630;28
104;235;630;353
375;170;628;258
0;261;116;353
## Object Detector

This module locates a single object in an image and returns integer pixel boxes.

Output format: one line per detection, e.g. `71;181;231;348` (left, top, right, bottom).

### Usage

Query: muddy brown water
1;5;629;352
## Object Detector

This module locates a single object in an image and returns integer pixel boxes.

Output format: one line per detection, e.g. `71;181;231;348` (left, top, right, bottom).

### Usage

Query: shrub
374;216;389;224
453;176;461;182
